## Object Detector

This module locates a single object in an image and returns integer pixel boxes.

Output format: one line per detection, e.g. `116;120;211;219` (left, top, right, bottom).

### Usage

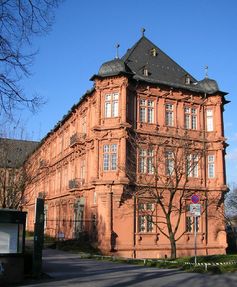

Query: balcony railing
70;133;86;147
68;178;85;190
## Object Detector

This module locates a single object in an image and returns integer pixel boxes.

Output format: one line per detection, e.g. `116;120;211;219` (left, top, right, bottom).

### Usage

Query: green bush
54;239;100;254
207;265;222;274
181;264;192;271
191;265;206;273
145;261;157;267
189;254;237;263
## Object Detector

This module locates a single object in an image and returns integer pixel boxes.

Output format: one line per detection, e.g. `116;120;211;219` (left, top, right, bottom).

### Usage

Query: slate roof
122;36;197;85
98;58;133;77
0;138;39;168
96;36;226;95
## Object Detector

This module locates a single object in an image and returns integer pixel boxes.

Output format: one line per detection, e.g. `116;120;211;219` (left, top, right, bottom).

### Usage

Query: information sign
190;204;201;217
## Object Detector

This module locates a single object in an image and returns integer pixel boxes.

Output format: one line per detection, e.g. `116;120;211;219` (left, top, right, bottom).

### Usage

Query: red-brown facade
24;36;228;258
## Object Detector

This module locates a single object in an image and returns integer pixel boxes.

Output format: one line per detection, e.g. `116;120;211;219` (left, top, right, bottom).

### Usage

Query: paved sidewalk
18;249;237;287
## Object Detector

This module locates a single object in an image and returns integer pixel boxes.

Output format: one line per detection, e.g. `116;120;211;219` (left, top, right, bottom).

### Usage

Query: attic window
143;67;148;76
151;48;157;57
185;75;191;85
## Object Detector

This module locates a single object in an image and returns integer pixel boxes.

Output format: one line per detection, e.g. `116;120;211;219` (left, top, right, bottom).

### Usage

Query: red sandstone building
24;35;229;258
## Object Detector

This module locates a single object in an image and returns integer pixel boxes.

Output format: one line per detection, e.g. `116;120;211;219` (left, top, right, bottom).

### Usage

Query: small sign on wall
0;223;19;253
190;204;201;217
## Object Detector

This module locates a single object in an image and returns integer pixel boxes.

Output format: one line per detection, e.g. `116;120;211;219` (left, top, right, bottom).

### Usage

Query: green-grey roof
95;36;226;95
122;36;197;85
0;138;39;168
98;58;133;77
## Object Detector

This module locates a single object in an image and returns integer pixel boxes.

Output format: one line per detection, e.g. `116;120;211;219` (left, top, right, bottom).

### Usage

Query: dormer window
150;48;157;57
185;75;191;85
143;67;148;76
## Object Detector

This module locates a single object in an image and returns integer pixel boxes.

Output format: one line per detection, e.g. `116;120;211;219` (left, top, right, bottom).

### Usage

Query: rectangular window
111;144;117;170
112;93;118;117
139;99;154;123
138;215;146;232
105;101;111;118
184;107;190;129
208;155;215;178
139;149;146;173
191;108;197;129
138;203;154;233
103;144;117;171
138;148;154;174
186;216;199;233
147;100;154;123
184;107;197;130
165;103;174;126
165;151;174;175
186;216;192;232
206;109;213;131
104;93;119;118
186;154;199;177
146;215;153;232
140;107;146;122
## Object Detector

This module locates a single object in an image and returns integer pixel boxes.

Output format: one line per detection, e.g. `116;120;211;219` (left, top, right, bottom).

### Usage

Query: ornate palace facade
24;35;228;258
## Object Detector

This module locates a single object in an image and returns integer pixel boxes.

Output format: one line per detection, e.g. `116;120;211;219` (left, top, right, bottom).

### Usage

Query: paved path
19;249;237;287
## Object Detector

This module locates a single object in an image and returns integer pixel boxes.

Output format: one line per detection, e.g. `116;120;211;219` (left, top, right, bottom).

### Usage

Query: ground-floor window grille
138;202;155;233
186;216;200;233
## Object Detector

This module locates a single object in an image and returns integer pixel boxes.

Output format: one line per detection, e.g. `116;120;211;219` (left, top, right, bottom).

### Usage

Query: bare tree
224;185;237;228
0;0;61;119
225;185;237;215
0;137;39;209
122;130;208;259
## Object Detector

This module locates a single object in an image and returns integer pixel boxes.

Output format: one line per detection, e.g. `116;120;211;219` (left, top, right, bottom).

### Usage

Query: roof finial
115;43;120;59
205;65;208;78
141;27;146;37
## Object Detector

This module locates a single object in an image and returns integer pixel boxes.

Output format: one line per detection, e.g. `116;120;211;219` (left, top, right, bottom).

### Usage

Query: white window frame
187;154;199;178
104;93;119;118
206;109;214;131
165;103;174;126
138;203;154;233
165;151;174;175
138;148;154;174
184;107;197;130
139;99;154;123
103;144;117;171
208;155;215;178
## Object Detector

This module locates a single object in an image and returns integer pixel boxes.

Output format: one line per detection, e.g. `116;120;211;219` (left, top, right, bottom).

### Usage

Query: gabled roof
0;138;39;168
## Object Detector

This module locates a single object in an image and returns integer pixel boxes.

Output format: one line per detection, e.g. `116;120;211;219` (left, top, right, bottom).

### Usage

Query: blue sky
15;0;237;186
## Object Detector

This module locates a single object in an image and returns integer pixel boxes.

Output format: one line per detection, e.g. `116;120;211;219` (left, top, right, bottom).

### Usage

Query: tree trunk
169;232;177;259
